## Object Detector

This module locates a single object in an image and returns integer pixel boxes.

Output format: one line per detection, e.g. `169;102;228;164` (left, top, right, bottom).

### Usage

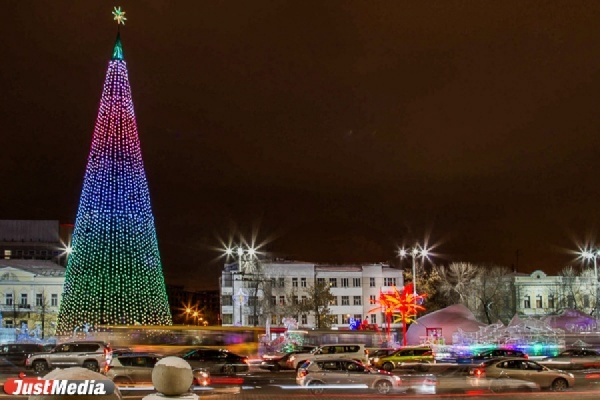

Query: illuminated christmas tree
56;8;172;333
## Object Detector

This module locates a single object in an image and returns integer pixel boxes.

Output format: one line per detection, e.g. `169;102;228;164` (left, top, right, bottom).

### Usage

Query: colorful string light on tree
56;9;172;334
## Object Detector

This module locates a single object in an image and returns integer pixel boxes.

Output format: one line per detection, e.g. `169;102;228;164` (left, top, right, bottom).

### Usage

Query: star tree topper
112;6;127;25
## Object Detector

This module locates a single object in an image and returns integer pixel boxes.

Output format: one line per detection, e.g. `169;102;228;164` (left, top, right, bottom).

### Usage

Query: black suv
25;341;112;373
0;343;46;366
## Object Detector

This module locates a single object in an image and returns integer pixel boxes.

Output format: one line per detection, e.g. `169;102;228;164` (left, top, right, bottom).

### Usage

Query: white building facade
219;261;404;329
515;269;598;317
0;260;66;340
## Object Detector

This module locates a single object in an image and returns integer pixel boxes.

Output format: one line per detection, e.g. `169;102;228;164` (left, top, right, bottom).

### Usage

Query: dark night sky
3;1;600;290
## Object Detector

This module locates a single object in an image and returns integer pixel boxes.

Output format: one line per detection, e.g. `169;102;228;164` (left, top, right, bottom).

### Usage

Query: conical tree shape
56;34;172;333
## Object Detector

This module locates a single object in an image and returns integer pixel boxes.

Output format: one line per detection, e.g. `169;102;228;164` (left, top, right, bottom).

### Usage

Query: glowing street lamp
398;244;430;298
582;249;600;317
224;244;258;325
225;245;257;274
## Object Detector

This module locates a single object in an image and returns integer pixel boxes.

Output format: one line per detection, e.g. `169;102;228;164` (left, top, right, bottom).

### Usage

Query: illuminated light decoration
368;283;426;346
112;6;127;25
56;20;172;333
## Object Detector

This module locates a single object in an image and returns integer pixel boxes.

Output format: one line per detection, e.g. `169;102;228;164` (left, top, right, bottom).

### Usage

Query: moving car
178;348;248;375
104;353;162;384
367;348;397;366
457;348;528;364
287;344;369;370
540;348;600;370
371;346;434;372
296;358;406;395
105;352;210;386
0;343;46;366
468;357;574;392
25;341;112;373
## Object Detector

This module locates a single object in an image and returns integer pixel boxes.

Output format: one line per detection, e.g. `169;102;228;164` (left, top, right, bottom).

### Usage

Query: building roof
0;259;66;276
0;220;60;242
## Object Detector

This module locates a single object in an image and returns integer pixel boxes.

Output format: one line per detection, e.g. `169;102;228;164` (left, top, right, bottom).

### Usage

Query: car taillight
472;368;484;377
523;354;529;359
298;370;308;378
104;365;112;373
242;357;248;364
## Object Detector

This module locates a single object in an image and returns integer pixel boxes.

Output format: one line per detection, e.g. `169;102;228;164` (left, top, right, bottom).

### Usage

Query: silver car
296;359;406;395
468;357;574;392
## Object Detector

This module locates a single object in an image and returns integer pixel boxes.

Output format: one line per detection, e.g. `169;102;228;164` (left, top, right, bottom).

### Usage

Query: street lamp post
583;249;600;318
225;244;257;326
398;245;430;298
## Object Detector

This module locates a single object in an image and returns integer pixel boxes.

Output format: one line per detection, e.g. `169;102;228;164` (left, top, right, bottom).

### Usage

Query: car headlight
568;373;574;378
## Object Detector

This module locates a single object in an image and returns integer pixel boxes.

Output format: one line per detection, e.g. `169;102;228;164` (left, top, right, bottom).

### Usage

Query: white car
296;359;407;394
287;344;369;370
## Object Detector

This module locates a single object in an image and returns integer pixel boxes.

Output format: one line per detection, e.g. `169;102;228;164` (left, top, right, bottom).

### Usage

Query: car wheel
33;360;48;373
551;378;568;391
375;379;392;394
83;361;99;372
308;380;324;395
417;362;430;372
222;364;235;375
382;362;394;372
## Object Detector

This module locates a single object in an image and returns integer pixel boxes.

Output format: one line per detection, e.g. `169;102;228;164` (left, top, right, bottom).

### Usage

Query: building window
271;315;279;325
5;293;13;306
279;296;285;306
20;294;27;306
548;294;554;309
584;294;590;308
353;296;362;306
568;295;574;308
278;278;285;288
301;314;307;324
330;297;338;306
370;314;376;324
354;314;362;321
36;293;43;307
271;296;276;306
329;278;337;288
370;277;375;287
5;319;13;328
222;314;233;325
369;295;376;305
301;278;307;287
301;295;307;304
341;278;349;288
383;277;396;286
341;296;349;306
223;296;234;306
535;295;542;308
248;296;258;307
51;294;58;307
353;278;361;287
524;295;531;309
292;278;298;287
248;315;258;325
3;250;11;259
293;296;299;305
317;278;325;285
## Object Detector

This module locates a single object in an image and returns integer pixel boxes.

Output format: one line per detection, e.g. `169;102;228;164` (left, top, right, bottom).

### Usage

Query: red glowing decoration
368;283;426;346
